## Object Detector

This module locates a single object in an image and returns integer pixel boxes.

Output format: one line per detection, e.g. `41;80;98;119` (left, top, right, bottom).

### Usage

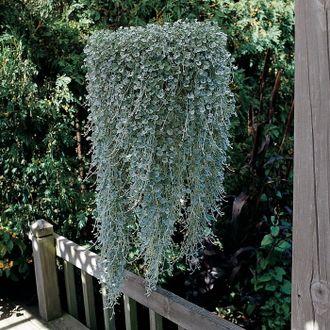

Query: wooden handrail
54;233;243;330
55;233;99;278
31;221;244;330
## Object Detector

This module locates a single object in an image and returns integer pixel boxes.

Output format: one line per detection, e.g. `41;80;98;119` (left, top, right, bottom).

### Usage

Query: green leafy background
0;1;293;329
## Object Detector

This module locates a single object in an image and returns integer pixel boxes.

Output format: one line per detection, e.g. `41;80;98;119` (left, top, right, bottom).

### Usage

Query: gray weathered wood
64;260;78;319
149;309;163;330
81;270;97;330
0;307;88;330
102;284;116;330
55;234;99;278
293;1;330;329
53;234;242;329
123;294;138;330
31;220;62;321
177;326;185;330
122;272;242;330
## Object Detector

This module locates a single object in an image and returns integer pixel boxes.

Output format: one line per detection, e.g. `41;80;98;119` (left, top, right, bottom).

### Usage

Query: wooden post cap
31;219;54;238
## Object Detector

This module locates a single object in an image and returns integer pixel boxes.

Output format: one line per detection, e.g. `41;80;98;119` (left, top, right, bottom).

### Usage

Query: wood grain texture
123;294;138;330
63;261;78;319
55;234;99;278
0;308;88;330
149;309;163;330
293;0;330;329
81;270;97;330
121;272;243;330
31;221;62;321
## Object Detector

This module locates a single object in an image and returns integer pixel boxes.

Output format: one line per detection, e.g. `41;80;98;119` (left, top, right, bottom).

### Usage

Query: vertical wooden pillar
293;0;330;329
31;220;62;321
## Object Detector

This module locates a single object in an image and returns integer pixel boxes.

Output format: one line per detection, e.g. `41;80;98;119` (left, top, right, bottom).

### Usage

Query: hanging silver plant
84;20;235;309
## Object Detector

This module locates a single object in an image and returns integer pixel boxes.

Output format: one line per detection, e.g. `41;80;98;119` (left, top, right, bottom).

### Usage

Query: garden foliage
0;225;30;281
0;1;293;328
85;20;234;308
0;2;94;240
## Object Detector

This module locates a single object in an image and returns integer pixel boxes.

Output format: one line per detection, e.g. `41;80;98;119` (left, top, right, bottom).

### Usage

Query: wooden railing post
149;310;163;330
64;260;78;318
102;285;116;330
293;0;330;329
81;270;97;330
123;294;138;330
31;219;62;321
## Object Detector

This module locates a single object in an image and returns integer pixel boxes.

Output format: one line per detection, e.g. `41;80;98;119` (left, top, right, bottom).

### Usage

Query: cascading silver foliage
84;20;235;309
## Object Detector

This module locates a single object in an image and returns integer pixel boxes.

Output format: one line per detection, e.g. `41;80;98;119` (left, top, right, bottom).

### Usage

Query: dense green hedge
0;1;293;329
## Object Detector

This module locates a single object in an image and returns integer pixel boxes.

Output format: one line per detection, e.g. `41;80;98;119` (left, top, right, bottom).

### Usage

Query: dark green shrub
0;225;31;281
0;3;94;240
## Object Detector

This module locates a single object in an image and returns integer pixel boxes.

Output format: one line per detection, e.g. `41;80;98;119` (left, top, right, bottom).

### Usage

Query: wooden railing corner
29;219;244;330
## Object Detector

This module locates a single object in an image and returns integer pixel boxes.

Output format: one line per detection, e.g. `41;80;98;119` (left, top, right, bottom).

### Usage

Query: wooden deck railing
30;219;243;330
